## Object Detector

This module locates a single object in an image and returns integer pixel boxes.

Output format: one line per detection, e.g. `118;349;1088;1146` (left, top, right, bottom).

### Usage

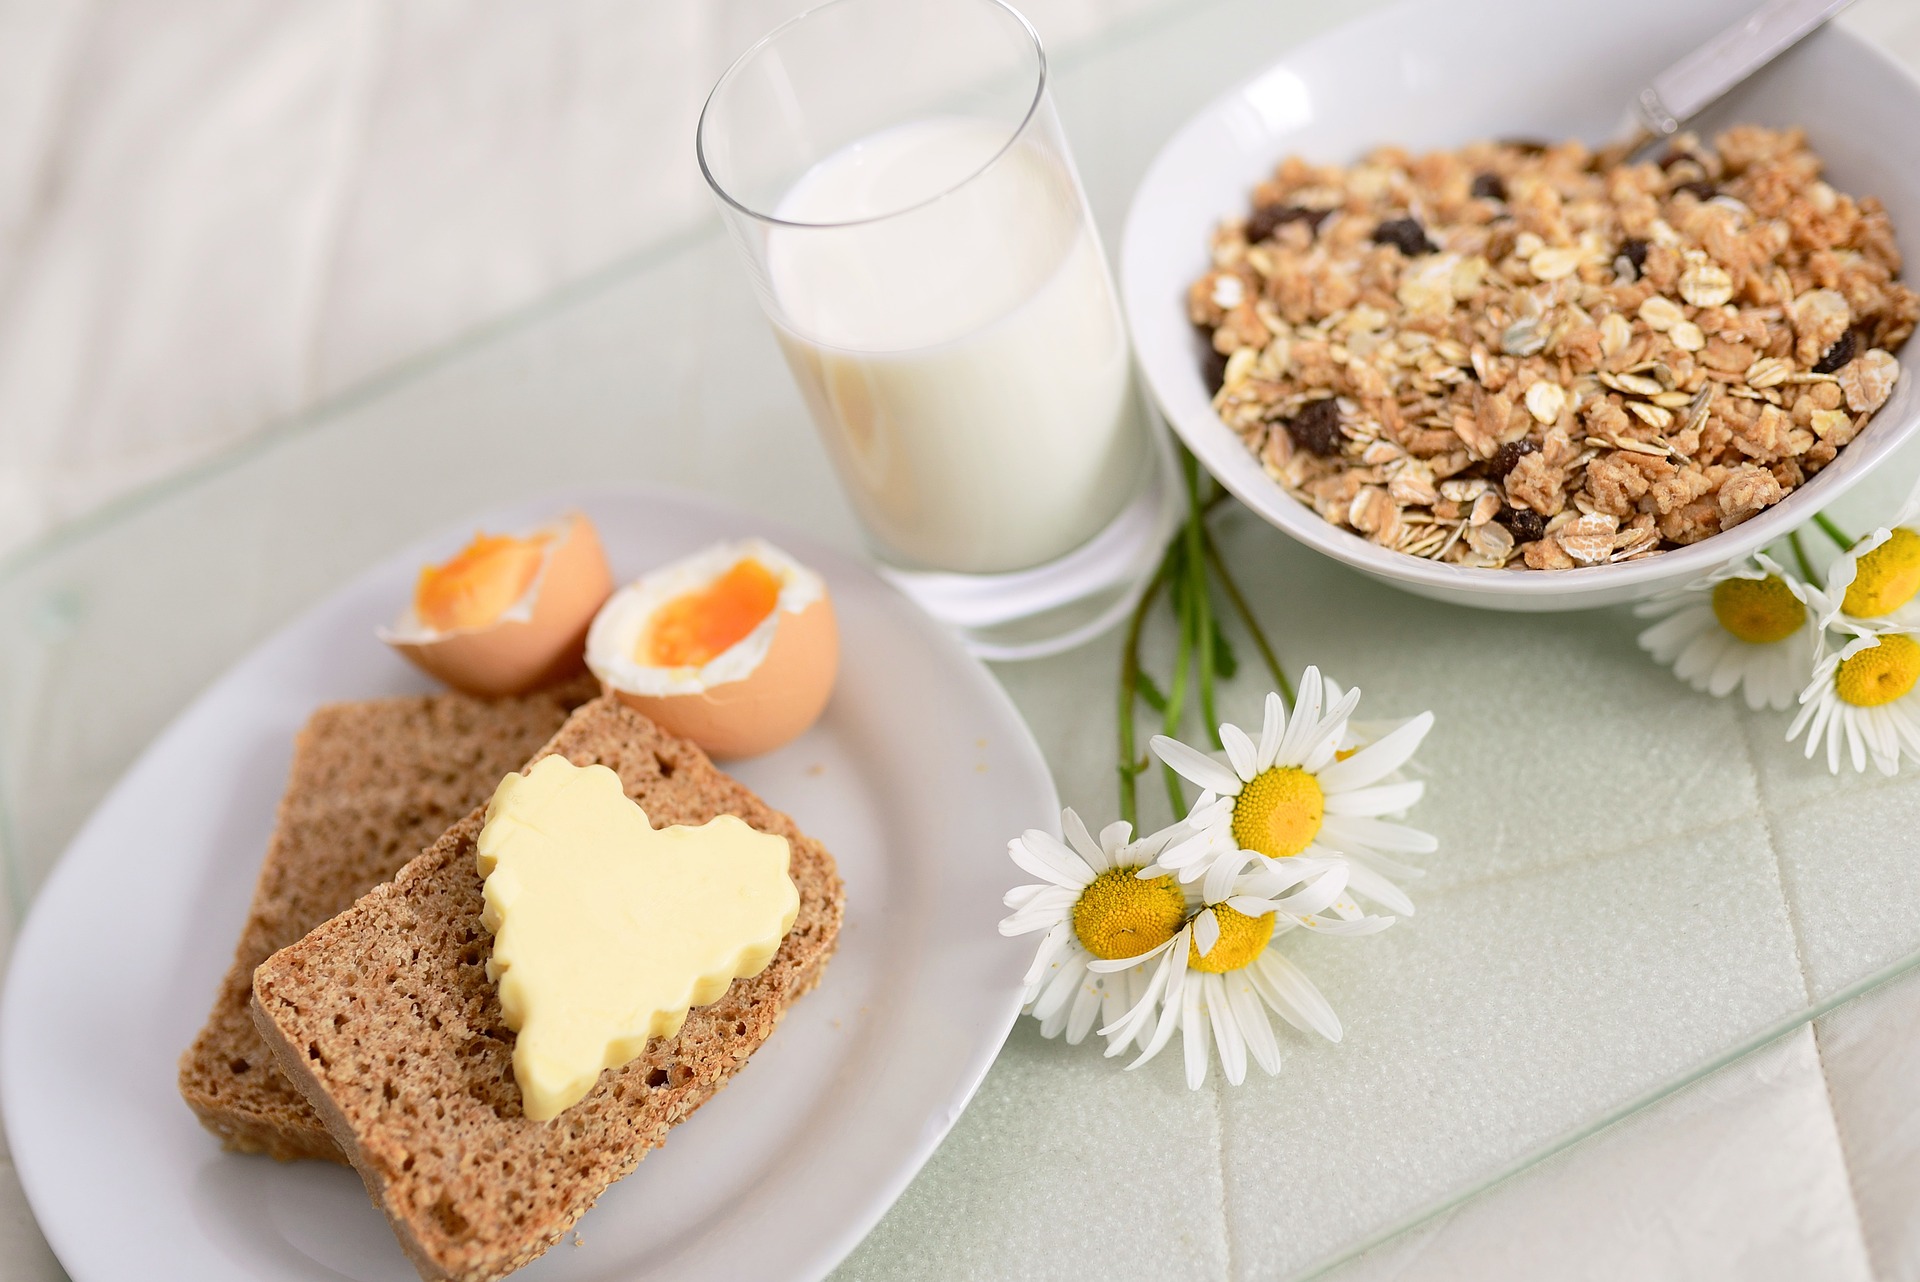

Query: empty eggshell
586;539;839;759
382;512;615;697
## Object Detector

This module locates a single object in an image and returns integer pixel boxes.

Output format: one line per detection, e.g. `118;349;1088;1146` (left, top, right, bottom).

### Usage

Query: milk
765;118;1144;575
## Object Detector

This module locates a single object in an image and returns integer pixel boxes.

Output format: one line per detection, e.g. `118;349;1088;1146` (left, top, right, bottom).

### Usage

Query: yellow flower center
1843;529;1920;618
1188;905;1276;974
1071;866;1187;962
1835;634;1920;708
1231;767;1325;859
1710;575;1804;644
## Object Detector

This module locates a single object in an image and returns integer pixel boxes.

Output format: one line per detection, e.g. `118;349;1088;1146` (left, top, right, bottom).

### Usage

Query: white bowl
1121;0;1920;611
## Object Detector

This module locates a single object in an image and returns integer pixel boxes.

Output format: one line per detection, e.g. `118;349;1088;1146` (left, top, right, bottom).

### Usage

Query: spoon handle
1633;0;1855;137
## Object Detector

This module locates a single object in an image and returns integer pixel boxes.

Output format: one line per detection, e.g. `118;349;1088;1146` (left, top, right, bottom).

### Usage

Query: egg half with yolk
586;539;838;759
381;512;614;697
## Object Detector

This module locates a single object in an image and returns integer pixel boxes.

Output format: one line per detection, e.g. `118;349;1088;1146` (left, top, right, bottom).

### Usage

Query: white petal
1032;951;1088;1022
1192;908;1221;960
1125;934;1189;1068
1275;866;1350;918
1151;735;1243;795
1202;847;1254;905
1324;779;1425;816
1064;974;1103;1045
1316;712;1435;792
1340;844;1427;881
1206;974;1247;1086
1276;669;1325;766
1320;813;1440;855
1086;933;1176;973
1219;722;1259;783
1182;975;1210;1089
1009;830;1095;889
1228;973;1280;1074
1098;820;1135;859
1302;914;1396;936
1063;808;1109;873
1638;607;1708;660
1253;951;1341;1042
1002;882;1047;911
1301;687;1364;773
1020;921;1070;991
1100;973;1133;1053
1344;861;1416;917
1257;691;1287;770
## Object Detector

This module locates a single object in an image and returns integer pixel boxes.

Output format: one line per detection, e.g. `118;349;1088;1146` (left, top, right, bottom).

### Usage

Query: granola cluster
1190;126;1916;569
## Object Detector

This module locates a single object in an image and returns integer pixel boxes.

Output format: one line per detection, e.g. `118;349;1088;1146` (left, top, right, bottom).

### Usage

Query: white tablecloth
5;1;1920;1277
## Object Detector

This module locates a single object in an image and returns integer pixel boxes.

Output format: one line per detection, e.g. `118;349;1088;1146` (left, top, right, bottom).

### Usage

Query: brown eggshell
611;593;839;759
389;514;615;698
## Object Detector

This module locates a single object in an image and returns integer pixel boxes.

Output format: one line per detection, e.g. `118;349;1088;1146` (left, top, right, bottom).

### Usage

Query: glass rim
695;0;1049;232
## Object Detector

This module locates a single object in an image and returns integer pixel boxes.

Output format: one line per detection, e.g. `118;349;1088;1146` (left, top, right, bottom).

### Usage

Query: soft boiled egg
381;512;615;697
586;539;838;759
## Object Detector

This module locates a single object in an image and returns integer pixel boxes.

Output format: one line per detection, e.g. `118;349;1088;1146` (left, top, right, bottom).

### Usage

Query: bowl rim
1120;1;1920;600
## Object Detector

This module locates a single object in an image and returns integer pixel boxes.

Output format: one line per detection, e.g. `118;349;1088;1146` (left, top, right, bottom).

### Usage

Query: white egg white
586;538;826;697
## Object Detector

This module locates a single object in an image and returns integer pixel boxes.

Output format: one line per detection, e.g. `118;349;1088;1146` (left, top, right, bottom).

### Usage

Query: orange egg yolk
642;559;783;668
414;532;550;633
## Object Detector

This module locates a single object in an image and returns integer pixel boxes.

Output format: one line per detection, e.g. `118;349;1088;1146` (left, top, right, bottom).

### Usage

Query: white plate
0;487;1055;1282
1121;0;1920;611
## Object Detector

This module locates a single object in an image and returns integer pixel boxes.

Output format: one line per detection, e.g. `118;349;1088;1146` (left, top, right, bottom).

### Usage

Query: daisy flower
1147;667;1436;917
1000;810;1188;1054
1817;477;1920;632
1787;627;1920;775
1634;552;1818;710
1092;850;1391;1088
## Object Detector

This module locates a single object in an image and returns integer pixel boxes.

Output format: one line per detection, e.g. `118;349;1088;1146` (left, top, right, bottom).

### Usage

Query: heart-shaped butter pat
476;755;798;1120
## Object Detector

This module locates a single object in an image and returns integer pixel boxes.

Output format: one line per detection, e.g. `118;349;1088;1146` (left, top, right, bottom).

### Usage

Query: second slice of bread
249;695;844;1282
178;677;595;1161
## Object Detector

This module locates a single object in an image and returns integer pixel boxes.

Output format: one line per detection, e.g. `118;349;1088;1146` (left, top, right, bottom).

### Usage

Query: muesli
1190;126;1916;569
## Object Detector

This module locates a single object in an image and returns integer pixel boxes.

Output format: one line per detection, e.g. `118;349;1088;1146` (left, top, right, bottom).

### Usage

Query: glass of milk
697;0;1172;659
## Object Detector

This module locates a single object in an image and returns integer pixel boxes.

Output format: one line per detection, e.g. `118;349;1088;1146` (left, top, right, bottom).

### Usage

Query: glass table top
5;0;1920;1278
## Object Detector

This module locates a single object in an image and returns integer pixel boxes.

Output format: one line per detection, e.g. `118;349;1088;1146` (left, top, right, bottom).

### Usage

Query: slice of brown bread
179;677;597;1161
249;695;844;1282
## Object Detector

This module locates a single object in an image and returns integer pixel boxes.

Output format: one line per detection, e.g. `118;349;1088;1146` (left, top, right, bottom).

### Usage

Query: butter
475;755;798;1120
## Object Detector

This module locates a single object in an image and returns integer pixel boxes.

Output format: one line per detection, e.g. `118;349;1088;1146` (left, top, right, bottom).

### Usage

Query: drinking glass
697;0;1173;660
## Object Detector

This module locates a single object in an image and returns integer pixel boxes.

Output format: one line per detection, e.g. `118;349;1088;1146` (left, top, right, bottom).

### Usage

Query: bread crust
178;678;596;1161
250;696;844;1282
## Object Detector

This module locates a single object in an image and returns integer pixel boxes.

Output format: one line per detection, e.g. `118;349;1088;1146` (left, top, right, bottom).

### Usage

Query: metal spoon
1621;0;1856;159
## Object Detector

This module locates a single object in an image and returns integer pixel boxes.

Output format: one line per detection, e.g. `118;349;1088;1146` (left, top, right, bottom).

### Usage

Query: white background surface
5;1;1920;1279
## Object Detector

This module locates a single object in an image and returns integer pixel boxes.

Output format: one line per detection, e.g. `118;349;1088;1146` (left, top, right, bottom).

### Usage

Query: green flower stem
1116;551;1173;831
1182;452;1221;750
1160;537;1194;819
1788;529;1818;584
1813;512;1857;551
1201;522;1294;706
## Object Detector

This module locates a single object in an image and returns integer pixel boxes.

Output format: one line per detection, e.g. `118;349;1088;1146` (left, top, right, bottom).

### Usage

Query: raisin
1202;346;1229;392
1812;329;1857;375
1470;172;1507;201
1614;238;1649;281
1488;438;1538;479
1372;217;1437;257
1671;179;1717;201
1284;398;1345;457
1246;204;1329;244
1500;507;1547;543
1657;148;1697;171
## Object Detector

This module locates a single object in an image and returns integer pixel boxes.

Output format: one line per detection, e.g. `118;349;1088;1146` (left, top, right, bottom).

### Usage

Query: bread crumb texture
249;696;843;1282
178;677;597;1161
